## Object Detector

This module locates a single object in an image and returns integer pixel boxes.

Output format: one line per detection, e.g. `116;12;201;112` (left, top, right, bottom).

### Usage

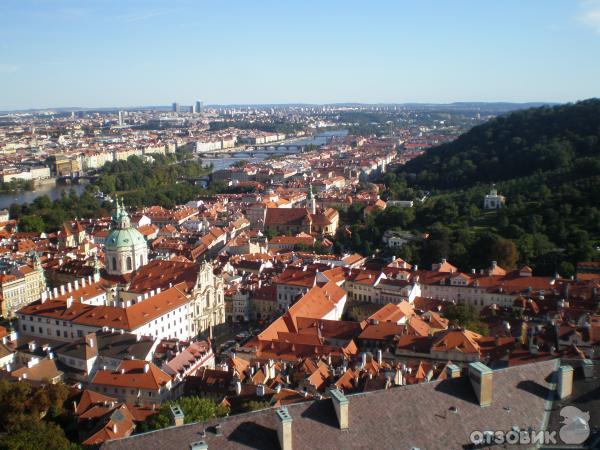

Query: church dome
104;198;149;276
105;227;146;250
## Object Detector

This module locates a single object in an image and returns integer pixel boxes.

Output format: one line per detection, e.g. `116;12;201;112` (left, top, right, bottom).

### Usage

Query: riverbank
0;182;87;210
199;129;348;172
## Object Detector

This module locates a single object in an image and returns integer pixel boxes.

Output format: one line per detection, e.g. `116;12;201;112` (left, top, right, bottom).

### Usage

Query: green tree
442;303;488;335
18;215;46;233
490;237;519;269
0;380;31;427
0;417;78;450
141;397;228;431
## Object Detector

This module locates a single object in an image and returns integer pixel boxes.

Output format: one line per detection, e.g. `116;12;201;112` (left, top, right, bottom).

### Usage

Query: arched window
112;257;117;271
139;254;144;267
126;256;132;271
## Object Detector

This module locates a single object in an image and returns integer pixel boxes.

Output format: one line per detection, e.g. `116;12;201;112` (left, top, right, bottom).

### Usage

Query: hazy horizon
1;100;572;114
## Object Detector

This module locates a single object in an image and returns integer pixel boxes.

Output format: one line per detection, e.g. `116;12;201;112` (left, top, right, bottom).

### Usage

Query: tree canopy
335;99;600;276
139;396;228;432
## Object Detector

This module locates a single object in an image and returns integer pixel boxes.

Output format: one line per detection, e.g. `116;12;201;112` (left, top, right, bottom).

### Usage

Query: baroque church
102;199;225;336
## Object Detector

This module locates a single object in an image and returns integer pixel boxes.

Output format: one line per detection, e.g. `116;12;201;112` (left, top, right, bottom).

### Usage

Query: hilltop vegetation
337;99;600;276
402;99;600;189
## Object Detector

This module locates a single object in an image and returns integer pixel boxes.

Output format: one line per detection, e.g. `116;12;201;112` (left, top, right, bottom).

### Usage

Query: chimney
557;365;574;399
582;359;594;379
376;349;382;365
169;404;185;427
190;441;208;450
446;364;461;378
394;367;403;386
60;285;65;295
275;407;292;450
144;363;150;373
66;297;73;308
81;277;86;287
74;280;79;290
67;282;72;292
361;352;367;368
330;389;349;430
113;423;117;434
235;380;242;395
468;362;493;407
256;383;265;397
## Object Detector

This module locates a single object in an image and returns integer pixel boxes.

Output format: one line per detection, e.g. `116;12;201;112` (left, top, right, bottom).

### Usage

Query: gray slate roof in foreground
103;358;560;450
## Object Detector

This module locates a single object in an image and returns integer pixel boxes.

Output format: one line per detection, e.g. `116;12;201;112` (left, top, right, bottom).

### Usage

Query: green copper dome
105;197;146;250
105;227;146;250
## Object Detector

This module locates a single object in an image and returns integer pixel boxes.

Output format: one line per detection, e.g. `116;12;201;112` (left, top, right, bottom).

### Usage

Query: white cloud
578;0;600;33
0;64;19;73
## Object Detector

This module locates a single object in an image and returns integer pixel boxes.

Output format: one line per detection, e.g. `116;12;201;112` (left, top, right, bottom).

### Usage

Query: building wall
276;284;310;310
91;381;171;404
1;266;46;318
105;243;148;276
191;262;226;335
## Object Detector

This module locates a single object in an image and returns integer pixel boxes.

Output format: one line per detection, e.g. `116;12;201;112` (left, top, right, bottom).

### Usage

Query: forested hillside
336;99;600;276
401;98;600;189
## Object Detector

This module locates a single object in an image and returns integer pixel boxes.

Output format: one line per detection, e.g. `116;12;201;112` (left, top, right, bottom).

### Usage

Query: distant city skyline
1;0;599;110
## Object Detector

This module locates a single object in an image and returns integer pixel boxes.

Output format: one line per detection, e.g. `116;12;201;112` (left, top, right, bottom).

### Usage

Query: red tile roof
91;360;171;390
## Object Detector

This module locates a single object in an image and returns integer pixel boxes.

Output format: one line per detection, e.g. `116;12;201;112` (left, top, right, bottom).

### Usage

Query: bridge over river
200;143;311;158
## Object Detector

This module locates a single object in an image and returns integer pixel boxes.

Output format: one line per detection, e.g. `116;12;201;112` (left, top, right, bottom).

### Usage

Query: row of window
111;254;144;271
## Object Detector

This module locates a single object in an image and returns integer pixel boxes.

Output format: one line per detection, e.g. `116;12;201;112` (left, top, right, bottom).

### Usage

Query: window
126;256;132;271
140;255;144;267
112;257;117;271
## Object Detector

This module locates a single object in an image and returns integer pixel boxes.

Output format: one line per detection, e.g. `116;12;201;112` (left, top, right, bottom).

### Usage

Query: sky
0;0;599;110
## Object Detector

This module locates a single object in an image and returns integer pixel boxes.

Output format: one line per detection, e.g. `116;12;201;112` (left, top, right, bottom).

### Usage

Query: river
0;183;87;210
0;130;348;209
200;129;348;171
